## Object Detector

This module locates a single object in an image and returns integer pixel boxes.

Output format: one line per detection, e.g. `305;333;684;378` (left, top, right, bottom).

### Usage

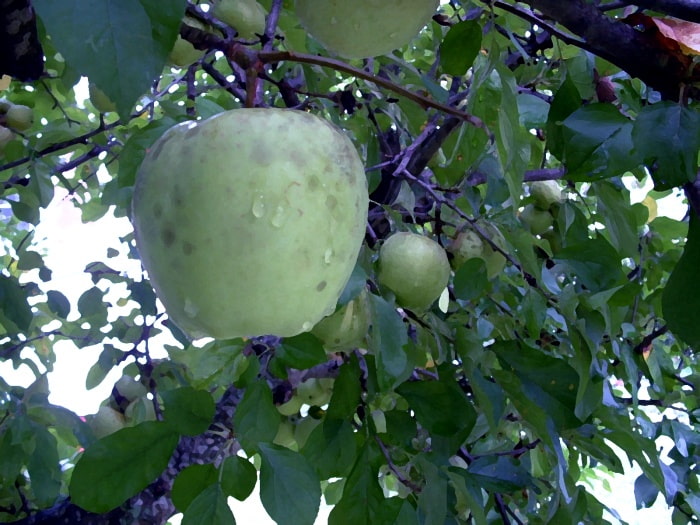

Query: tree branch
634;0;700;23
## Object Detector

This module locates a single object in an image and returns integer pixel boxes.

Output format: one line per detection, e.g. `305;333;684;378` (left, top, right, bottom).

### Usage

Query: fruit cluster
0;99;33;154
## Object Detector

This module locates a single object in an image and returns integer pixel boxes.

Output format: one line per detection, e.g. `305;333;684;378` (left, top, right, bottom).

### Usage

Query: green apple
519;204;553;235
530;180;562;210
273;421;297;449
0;126;14;153
114;375;147;402
377;232;450;311
89;83;117;113
295;0;440;58
5;104;33;131
311;289;370;351
213;0;267;39
89;406;126;438
294;417;321;448
168;37;205;67
449;229;483;269
132;108;368;339
479;222;507;279
277;395;304;416
296;378;332;406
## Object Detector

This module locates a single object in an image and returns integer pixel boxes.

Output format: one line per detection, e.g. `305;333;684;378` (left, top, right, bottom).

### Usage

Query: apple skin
311;289;370;351
530;180;562;210
449;229;483;269
168;37;204;67
5;104;33;131
519;204;553;235
132;108;368;339
0;126;14;153
89;83;117;113
378;232;450;311
295;0;439;59
89;406;126;438
213;0;267;39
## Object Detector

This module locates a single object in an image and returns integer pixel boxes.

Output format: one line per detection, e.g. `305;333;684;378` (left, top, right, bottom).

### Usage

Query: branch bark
634;0;700;23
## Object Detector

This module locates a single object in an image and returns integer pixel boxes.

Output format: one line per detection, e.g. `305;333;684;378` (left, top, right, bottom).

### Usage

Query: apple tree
1;0;700;523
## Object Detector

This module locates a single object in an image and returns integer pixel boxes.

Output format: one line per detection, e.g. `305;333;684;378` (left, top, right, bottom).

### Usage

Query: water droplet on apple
389;32;398;39
330;17;337;25
302;321;313;331
251;194;266;218
323;248;334;264
270;205;285;227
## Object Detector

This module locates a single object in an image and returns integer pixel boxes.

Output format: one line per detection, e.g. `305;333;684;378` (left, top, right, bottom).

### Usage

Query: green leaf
593;181;639;258
277;333;327;370
453;258;488;301
162;387;215;436
182;484;236;525
396;372;476;439
172;463;218;512
26;424;61;507
127;280;157;317
46;290;71;318
633;101;700;189
232;380;280;452
440;20;482;76
301;419;358;480
85;344;123;389
546;76;581;160
118;118;178;188
663;214;700;348
258;444;321;525
337;264;368;306
554;236;624;292
221;455;257;501
326;357;362;421
559;103;638;180
462;456;535;492
0;275;33;332
33;0;175;118
69;421;179;513
369;295;409;391
77;286;107;319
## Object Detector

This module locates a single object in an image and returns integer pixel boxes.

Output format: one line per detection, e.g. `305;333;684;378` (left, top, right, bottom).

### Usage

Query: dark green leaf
85;344;123;390
46;290;71;318
221;455;257;501
26;424;61;507
277;332;327;369
453;258;488;301
127;280;157;317
463;456;535;492
77;286;107;319
182;484;236;525
69;421;179;513
634;473;659;509
663;214;700;348
172;463;218;512
440;20;482;76
162;387;215;436
546;76;582;160
326;357;362;421
337;264;368;306
369;295;409;391
118;118;178;188
232;381;279;452
0;275;33;331
301;419;358;480
555;236;623;292
258;444;321;525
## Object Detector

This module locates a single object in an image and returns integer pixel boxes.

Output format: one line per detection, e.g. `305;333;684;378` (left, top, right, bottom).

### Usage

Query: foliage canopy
1;0;700;524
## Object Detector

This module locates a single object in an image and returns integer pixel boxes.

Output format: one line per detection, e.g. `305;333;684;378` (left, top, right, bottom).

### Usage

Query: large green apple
378;232;450;311
519;204;553;235
295;0;440;59
4;104;33;131
132;108;368;339
530;180;562;210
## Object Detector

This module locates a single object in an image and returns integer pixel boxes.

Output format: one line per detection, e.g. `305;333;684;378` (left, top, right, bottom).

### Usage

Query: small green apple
213;0;267;39
168;37;205;67
530;180;562;210
89;83;117;113
273;421;297;449
295;0;439;58
296;378;332;406
378;232;450;311
89;406;126;438
0;126;14;153
132;108;368;339
114;375;147;402
277;395;304;416
519;204;553;235
311;289;370;351
5;104;33;131
449;229;484;269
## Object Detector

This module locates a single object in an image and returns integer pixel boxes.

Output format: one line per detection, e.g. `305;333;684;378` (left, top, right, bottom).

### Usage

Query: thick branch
518;0;696;100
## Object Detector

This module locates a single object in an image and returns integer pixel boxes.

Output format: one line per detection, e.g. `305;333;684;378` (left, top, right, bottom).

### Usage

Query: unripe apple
311;289;370;351
114;375;147;402
213;0;267;39
449;229;483;269
529;180;562;210
167;17;208;67
296;378;332;406
295;0;440;58
5;104;33;131
273;421;297;449
89;406;126;438
277;395;304;416
89;83;117;113
0;126;14;153
377;232;450;311
132;108;368;339
519;204;553;235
